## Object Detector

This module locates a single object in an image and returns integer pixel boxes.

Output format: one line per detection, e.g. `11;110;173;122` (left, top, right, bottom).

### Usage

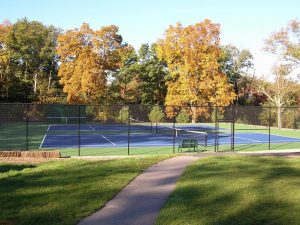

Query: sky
1;0;300;79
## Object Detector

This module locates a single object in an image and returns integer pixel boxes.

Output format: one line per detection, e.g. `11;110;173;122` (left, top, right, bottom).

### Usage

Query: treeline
0;18;299;113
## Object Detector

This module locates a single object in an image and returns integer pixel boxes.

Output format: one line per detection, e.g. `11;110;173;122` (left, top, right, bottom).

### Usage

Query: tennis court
39;123;300;149
1;104;300;155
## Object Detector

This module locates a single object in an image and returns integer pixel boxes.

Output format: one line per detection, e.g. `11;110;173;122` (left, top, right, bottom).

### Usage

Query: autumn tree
264;19;300;68
259;64;298;129
0;20;13;101
156;20;235;122
57;23;129;103
262;19;300;128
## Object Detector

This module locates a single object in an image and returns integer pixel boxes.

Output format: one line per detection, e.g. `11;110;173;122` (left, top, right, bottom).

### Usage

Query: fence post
26;103;29;151
173;106;176;154
232;105;235;151
127;105;130;156
268;107;271;150
78;105;81;156
214;106;218;152
294;107;296;130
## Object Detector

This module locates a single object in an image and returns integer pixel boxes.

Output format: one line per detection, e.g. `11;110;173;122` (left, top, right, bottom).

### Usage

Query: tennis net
129;118;153;132
47;116;86;124
155;123;208;146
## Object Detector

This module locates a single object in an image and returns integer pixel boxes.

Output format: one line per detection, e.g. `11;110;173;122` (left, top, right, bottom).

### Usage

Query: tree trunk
48;75;52;92
34;73;38;93
191;106;197;123
47;62;53;92
24;62;28;82
277;107;282;129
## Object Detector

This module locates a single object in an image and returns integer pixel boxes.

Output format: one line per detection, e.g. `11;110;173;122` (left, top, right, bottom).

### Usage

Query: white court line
235;136;262;143
101;135;116;146
89;125;96;131
39;134;47;149
47;125;51;132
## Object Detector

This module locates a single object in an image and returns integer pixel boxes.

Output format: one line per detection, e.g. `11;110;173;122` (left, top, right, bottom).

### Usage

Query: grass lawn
155;156;300;225
0;156;170;225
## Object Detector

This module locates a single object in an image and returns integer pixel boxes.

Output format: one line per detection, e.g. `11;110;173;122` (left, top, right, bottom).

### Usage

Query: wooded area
1;18;299;120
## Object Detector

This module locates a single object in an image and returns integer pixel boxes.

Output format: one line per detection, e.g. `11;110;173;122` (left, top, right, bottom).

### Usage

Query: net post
127;105;130;156
26;103;29;151
268;106;271;150
78;105;81;156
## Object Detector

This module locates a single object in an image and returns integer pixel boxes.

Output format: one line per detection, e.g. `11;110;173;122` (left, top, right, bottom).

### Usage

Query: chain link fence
0;103;299;156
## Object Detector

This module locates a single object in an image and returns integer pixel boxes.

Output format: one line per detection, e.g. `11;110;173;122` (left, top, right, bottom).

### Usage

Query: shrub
176;110;190;123
118;107;129;123
148;106;165;123
86;106;97;120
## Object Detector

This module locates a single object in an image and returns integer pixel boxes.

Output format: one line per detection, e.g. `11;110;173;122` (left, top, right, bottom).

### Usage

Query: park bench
178;139;198;152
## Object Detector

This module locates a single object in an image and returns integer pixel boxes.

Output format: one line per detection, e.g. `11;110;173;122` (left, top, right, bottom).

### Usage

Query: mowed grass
156;156;300;225
0;156;170;225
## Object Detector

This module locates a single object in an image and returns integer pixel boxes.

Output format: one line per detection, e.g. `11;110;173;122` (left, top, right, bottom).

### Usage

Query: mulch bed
0;150;63;164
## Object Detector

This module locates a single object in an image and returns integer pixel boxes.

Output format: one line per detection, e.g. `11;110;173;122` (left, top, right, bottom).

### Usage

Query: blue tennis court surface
40;124;300;149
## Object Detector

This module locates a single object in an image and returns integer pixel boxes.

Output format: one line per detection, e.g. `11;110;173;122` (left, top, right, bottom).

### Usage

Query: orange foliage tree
57;23;130;103
156;20;235;122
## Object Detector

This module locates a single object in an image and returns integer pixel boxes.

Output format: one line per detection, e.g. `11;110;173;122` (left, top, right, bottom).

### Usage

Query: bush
86;106;97;120
148;106;165;123
176;110;190;123
27;109;44;121
118;107;129;123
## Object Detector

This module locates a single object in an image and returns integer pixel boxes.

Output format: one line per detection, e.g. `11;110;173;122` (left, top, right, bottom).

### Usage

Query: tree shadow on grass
0;164;36;173
157;156;300;225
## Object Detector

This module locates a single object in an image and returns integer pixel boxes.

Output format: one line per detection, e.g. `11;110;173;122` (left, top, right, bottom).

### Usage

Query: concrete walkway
77;156;199;225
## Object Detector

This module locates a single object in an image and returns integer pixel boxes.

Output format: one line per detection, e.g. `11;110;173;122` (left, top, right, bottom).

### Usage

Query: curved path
77;156;199;225
77;150;300;225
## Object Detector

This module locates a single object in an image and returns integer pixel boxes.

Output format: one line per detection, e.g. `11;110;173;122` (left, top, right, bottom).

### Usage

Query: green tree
138;44;169;105
109;47;140;104
219;45;255;104
220;45;254;81
5;18;60;102
148;106;165;123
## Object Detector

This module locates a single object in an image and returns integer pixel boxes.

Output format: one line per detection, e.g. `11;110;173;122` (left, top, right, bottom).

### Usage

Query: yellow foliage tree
0;21;12;96
156;20;235;122
57;23;128;103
